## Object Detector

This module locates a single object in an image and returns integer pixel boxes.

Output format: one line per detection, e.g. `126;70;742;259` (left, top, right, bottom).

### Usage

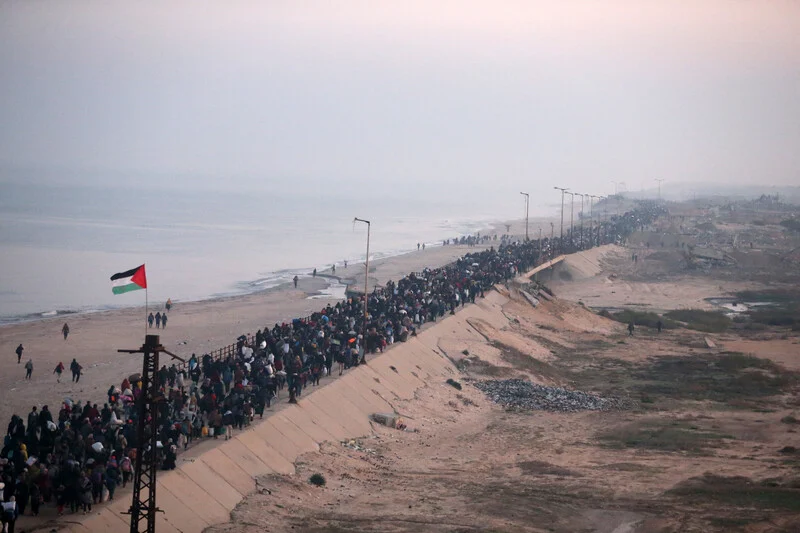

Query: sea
0;181;529;324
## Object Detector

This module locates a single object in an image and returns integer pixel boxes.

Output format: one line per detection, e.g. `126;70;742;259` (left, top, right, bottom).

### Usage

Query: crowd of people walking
1;202;665;529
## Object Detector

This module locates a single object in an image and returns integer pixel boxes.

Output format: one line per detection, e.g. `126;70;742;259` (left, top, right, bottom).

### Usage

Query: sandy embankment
0;242;494;425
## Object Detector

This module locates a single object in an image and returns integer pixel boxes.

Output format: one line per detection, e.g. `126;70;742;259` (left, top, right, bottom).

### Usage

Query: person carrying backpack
53;361;65;383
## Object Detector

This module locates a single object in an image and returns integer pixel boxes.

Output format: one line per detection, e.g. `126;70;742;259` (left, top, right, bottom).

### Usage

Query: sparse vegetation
732;290;800;329
309;473;326;487
669;474;800;512
780;219;800;232
599;420;733;453
446;378;463;390
663;309;732;333
635;352;797;405
600;309;676;329
749;307;799;328
492;341;560;379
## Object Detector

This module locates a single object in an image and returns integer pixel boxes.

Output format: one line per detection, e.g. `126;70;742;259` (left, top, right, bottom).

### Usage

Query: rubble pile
474;379;626;412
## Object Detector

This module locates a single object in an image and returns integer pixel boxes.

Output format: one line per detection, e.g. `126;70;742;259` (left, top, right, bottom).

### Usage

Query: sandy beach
0;241;502;426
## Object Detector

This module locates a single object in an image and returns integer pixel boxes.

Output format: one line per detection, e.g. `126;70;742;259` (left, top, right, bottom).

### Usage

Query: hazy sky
1;1;798;206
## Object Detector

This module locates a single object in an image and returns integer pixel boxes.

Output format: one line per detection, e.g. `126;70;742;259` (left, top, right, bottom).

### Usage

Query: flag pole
145;287;148;337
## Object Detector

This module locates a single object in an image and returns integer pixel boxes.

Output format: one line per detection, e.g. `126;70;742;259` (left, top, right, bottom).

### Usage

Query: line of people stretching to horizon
0;201;666;530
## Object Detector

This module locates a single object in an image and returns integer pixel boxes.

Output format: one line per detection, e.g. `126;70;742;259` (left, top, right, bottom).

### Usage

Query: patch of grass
708;516;761;528
781;415;799;425
669;473;800;512
780;219;800;232
517;460;578;477
309;473;326;487
492;341;561;379
601;309;676;329
735;289;800;305
748;307;799;328
599;420;733;454
664;309;732;333
635;352;797;405
456;356;516;378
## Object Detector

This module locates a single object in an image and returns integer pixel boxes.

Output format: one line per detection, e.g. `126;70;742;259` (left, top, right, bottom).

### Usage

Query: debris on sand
446;378;463;390
474;379;626;412
370;413;407;430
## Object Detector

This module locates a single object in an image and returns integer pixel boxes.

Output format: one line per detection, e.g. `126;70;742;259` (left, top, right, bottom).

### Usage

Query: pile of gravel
474;379;625;412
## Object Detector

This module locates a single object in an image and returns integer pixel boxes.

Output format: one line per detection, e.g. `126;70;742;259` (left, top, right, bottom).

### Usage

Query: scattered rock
473;379;627;412
341;439;376;454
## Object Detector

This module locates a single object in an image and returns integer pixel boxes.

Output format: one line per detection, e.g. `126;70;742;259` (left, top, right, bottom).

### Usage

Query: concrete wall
59;290;511;533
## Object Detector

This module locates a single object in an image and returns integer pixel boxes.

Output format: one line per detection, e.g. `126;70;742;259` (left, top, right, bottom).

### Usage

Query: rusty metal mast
118;334;184;533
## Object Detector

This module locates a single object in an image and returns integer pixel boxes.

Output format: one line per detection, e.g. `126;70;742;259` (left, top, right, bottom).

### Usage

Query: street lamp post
655;178;664;201
577;193;585;250
589;195;600;248
566;191;575;249
553;186;569;252
520;192;529;241
353;217;370;364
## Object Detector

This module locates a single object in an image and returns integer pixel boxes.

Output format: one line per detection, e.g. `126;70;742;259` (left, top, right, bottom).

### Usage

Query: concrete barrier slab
295;401;350;441
158;469;230;526
305;390;369;437
252;420;304;465
338;376;394;413
277;404;337;444
238;428;296;474
75;506;132;533
282;403;340;443
269;412;319;454
180;457;242;510
369;358;419;399
157;481;214;531
349;365;399;402
361;360;414;399
200;447;256;497
380;351;428;389
219;436;276;477
404;343;447;379
334;376;391;417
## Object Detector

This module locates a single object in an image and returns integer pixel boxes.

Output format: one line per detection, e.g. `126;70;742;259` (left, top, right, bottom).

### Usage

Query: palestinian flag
110;265;147;295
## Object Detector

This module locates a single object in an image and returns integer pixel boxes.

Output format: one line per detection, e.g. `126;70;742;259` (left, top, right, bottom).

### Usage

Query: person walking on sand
332;264;336;274
155;312;162;329
628;322;635;336
62;322;70;340
657;320;663;333
148;312;154;328
312;268;317;278
161;313;168;328
15;343;23;364
165;298;172;313
54;361;65;383
24;359;33;380
70;358;82;382
293;275;299;288
344;260;347;268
